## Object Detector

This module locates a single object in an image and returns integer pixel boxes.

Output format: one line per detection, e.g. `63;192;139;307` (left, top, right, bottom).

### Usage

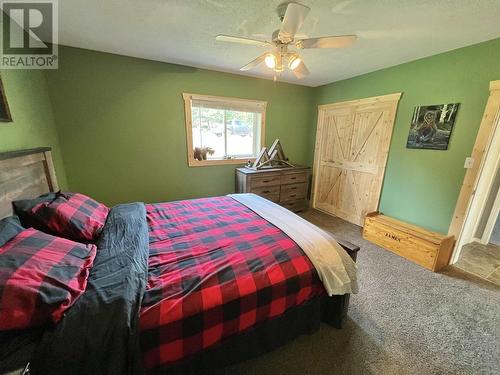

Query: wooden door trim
311;109;326;208
448;80;500;239
481;188;500;244
369;103;400;212
318;92;402;111
312;93;402;223
448;80;500;262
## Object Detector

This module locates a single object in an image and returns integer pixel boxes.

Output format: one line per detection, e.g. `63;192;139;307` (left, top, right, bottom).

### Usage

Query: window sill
188;158;254;167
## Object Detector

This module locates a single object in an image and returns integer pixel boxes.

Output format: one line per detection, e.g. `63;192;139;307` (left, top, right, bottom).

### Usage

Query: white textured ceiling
58;0;500;87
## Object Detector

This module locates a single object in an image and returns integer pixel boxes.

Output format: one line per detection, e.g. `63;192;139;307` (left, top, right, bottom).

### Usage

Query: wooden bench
363;212;454;271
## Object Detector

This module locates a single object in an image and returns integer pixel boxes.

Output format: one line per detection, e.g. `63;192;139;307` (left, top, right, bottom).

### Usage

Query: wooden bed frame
0;147;360;375
0;147;58;220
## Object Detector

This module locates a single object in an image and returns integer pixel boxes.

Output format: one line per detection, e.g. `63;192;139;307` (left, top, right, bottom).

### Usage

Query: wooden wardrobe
312;93;402;226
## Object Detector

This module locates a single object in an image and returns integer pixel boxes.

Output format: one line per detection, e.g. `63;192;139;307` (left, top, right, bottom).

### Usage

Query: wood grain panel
235;166;310;213
251;185;280;202
312;93;401;226
280;173;306;185
280;199;305;212
0;148;58;220
280;183;307;202
363;212;454;271
251;175;282;188
280;183;307;199
0;153;45;171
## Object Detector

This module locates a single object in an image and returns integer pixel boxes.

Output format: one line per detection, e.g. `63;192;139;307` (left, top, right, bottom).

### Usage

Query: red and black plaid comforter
0;228;97;330
139;196;324;370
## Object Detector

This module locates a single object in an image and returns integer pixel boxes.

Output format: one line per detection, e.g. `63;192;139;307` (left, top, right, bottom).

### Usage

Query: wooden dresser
235;166;310;212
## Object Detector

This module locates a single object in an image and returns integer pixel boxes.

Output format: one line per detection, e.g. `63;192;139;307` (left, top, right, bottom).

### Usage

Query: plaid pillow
0;216;24;247
0;228;97;330
32;192;109;243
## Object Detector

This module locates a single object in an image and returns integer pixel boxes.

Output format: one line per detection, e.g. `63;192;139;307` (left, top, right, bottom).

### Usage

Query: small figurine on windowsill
194;147;215;161
247;139;294;170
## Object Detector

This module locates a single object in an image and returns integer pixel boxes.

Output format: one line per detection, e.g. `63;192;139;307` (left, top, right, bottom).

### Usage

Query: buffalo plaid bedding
139;196;324;371
0;228;97;330
31;192;109;242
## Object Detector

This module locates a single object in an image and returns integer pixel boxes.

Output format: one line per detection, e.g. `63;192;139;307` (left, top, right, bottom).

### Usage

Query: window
183;93;266;166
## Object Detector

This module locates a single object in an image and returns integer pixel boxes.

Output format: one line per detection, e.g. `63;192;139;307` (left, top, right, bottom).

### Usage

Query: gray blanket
31;203;149;375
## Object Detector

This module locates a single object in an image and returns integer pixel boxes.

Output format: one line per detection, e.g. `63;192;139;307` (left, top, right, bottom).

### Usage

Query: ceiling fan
215;2;357;79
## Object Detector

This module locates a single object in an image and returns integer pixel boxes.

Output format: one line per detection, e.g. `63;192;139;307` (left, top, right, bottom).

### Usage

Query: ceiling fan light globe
264;54;277;69
289;55;302;70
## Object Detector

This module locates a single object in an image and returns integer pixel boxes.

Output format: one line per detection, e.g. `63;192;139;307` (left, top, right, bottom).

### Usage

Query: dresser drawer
251;175;281;188
251;185;280;202
280;199;305;212
280;183;307;202
281;172;307;185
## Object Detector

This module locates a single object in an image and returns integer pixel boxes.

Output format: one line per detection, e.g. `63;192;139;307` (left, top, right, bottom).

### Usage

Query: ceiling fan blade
278;2;310;43
240;53;268;71
293;61;310;79
298;35;357;49
216;34;271;47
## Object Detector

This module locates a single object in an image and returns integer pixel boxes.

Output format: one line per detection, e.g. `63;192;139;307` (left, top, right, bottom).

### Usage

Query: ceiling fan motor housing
276;2;289;22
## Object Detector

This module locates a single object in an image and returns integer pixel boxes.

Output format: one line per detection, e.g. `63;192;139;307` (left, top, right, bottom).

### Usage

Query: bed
0;148;359;375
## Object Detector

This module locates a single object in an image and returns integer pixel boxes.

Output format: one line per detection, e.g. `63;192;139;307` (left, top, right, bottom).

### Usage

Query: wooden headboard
0;147;59;220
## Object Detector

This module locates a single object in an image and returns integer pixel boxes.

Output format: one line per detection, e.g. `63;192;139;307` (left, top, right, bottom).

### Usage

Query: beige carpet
218;210;500;375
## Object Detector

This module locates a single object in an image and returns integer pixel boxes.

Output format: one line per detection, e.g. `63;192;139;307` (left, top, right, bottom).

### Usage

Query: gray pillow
12;193;57;229
0;216;25;247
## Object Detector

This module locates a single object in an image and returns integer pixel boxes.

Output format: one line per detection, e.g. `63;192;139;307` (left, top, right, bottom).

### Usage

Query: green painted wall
42;39;500;233
0;70;67;187
45;47;315;206
314;38;500;233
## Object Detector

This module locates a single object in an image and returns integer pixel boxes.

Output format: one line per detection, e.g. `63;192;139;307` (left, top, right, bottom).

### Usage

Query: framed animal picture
0;77;12;122
406;103;460;150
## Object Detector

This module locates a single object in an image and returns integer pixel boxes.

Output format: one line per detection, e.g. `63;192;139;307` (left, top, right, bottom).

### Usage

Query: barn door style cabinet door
312;93;402;226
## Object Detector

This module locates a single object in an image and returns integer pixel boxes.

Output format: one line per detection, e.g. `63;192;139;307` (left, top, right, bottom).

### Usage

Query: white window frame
183;93;267;167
